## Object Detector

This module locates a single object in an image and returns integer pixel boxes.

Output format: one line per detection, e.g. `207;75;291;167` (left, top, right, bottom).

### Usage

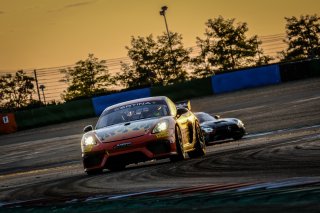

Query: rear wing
175;100;191;110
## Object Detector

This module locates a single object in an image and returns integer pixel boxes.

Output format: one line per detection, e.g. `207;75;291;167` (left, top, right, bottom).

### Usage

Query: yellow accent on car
155;131;169;138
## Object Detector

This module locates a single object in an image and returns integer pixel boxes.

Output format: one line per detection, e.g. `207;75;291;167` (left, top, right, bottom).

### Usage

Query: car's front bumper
204;125;245;142
82;132;176;172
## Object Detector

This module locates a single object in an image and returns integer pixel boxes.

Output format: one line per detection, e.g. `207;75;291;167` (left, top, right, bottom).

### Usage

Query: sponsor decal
113;142;132;150
118;102;152;110
112;101;165;112
2;116;9;124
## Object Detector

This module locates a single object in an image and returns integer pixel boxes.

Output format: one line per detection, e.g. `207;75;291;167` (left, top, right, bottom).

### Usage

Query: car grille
147;140;171;155
106;152;149;167
216;124;238;134
105;140;171;168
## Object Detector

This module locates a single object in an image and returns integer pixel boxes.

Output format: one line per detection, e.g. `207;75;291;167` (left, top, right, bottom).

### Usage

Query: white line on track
245;124;320;139
290;96;320;104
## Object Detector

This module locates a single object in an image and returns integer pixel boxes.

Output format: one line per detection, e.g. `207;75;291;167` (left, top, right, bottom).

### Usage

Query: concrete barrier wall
212;64;281;94
7;59;319;132
92;88;151;116
279;59;320;82
14;99;95;130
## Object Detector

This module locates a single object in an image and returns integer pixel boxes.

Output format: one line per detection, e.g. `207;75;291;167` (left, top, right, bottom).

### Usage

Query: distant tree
280;14;320;61
192;16;272;78
60;54;114;101
116;32;191;88
0;70;35;110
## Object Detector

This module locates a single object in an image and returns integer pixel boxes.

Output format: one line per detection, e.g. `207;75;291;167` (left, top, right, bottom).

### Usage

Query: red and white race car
81;96;206;175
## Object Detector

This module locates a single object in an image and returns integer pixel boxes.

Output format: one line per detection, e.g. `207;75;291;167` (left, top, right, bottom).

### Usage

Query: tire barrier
92;88;151;116
211;64;281;94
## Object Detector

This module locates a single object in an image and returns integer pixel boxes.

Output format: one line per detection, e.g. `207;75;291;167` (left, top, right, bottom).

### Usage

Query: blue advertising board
212;65;281;94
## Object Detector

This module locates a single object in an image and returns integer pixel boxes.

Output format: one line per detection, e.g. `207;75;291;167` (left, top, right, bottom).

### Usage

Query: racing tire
85;169;103;176
232;129;245;140
188;121;206;158
170;125;186;162
204;135;210;146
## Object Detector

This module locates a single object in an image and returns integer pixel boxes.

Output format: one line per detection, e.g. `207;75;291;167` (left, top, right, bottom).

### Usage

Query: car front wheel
188;121;206;158
170;125;186;162
232;129;245;140
85;168;103;175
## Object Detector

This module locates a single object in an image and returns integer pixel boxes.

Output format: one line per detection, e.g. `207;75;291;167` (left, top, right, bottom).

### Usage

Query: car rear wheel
188;121;206;158
232;129;245;140
170;125;186;162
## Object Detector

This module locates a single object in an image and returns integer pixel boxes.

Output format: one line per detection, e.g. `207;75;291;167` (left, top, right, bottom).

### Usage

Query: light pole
160;6;173;53
34;70;41;102
39;84;46;105
160;6;176;77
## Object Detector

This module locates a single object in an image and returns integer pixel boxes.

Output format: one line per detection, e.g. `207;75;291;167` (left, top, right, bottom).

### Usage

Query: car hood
94;118;158;143
201;118;238;127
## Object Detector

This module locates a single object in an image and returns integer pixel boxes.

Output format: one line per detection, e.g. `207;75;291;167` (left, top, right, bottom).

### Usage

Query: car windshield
195;113;216;123
96;101;169;129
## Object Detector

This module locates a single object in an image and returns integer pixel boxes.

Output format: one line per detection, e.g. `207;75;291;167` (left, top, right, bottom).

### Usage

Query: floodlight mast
160;6;172;53
159;6;176;78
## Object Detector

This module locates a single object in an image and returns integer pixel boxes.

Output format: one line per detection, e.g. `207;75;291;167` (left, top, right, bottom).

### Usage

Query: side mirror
83;125;93;133
176;107;189;118
214;115;220;119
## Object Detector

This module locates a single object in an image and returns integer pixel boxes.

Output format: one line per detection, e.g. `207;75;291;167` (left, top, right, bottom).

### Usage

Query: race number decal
2;116;9;124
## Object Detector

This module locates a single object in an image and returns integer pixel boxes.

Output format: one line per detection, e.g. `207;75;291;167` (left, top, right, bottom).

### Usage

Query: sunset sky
0;0;319;72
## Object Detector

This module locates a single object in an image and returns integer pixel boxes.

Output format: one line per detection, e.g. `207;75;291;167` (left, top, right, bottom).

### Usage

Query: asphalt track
0;78;320;212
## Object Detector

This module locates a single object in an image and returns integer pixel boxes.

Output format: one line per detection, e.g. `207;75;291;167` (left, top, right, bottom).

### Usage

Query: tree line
1;15;320;111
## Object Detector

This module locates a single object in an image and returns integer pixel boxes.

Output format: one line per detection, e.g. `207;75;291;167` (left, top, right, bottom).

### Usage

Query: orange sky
0;0;319;72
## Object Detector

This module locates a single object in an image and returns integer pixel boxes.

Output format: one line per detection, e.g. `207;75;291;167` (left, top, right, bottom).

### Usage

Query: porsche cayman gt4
81;97;206;175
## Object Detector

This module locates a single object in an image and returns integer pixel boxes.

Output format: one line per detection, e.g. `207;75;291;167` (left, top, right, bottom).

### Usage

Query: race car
194;112;246;144
81;96;206;175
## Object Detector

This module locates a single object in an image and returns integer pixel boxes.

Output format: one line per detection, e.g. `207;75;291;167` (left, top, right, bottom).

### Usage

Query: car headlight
237;120;244;127
202;127;213;133
83;135;96;146
152;121;168;134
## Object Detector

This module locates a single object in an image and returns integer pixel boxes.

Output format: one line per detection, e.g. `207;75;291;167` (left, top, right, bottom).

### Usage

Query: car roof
194;112;208;115
103;96;168;112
